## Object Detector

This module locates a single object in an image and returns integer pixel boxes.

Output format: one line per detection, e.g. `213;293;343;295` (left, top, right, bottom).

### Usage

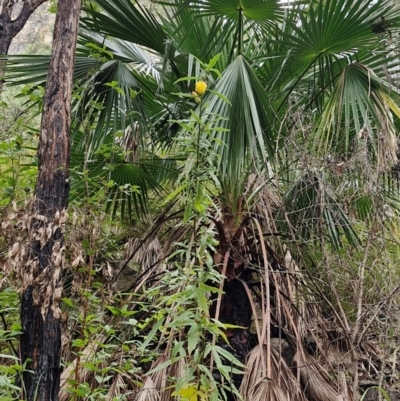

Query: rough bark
0;0;48;92
20;1;81;400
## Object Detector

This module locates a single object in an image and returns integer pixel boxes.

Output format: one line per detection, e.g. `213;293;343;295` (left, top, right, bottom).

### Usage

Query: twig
0;311;18;356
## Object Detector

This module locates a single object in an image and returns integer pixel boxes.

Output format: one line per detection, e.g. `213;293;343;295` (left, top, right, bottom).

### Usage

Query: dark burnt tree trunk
0;0;48;92
209;214;254;394
20;1;81;400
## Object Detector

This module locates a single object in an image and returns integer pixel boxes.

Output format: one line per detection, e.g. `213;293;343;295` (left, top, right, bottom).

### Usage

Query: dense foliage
2;0;400;400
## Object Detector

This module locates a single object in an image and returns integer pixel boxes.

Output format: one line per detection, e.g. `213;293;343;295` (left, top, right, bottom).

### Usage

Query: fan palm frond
82;0;167;54
293;351;341;401
240;345;308;401
188;55;276;203
282;168;359;249
317;63;399;169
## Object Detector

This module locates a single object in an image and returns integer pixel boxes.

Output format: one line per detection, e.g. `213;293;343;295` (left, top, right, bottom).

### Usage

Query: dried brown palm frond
239;208;358;399
137;355;189;401
270;261;375;400
240;345;308;401
118;123;139;163
376;109;398;172
113;205;189;294
113;236;165;293
250;190;282;239
123;237;162;268
136;376;160;401
272;247;311;341
59;338;105;401
250;240;316;359
293;350;349;401
137;355;168;401
106;373;129;400
121;236;164;274
162;223;191;255
163;357;188;401
272;244;382;393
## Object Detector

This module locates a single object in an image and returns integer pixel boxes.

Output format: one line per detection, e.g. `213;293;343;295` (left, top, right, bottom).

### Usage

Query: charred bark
211;278;252;359
0;0;48;92
19;1;81;400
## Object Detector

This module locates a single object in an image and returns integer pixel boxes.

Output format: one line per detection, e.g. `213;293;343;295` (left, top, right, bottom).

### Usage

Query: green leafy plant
0;286;23;400
0;94;37;208
360;387;393;401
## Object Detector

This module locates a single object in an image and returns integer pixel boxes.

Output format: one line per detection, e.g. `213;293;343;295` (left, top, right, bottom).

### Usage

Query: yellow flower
195;81;207;96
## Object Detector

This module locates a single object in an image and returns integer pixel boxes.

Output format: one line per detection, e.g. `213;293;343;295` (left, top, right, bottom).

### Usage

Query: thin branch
0;311;18;356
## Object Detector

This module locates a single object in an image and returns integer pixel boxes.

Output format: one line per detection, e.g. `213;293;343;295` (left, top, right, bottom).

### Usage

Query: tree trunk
0;0;48;93
20;1;81;400
0;35;11;92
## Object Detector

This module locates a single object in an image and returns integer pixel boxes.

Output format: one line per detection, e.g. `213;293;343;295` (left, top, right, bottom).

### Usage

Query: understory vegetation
2;0;400;400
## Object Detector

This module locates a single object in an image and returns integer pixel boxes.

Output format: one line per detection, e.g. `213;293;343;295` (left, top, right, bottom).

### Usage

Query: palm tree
4;0;400;399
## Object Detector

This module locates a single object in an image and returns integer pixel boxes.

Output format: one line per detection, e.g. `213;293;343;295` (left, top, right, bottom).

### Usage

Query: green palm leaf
82;0;167;54
72;59;146;152
3;55;100;85
317;62;400;167
79;30;162;83
269;0;400;108
192;55;275;201
175;0;282;21
106;162;161;220
69;131;172;220
282;169;359;249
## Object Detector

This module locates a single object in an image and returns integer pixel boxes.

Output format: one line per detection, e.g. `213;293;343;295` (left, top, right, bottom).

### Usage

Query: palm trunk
19;1;81;400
